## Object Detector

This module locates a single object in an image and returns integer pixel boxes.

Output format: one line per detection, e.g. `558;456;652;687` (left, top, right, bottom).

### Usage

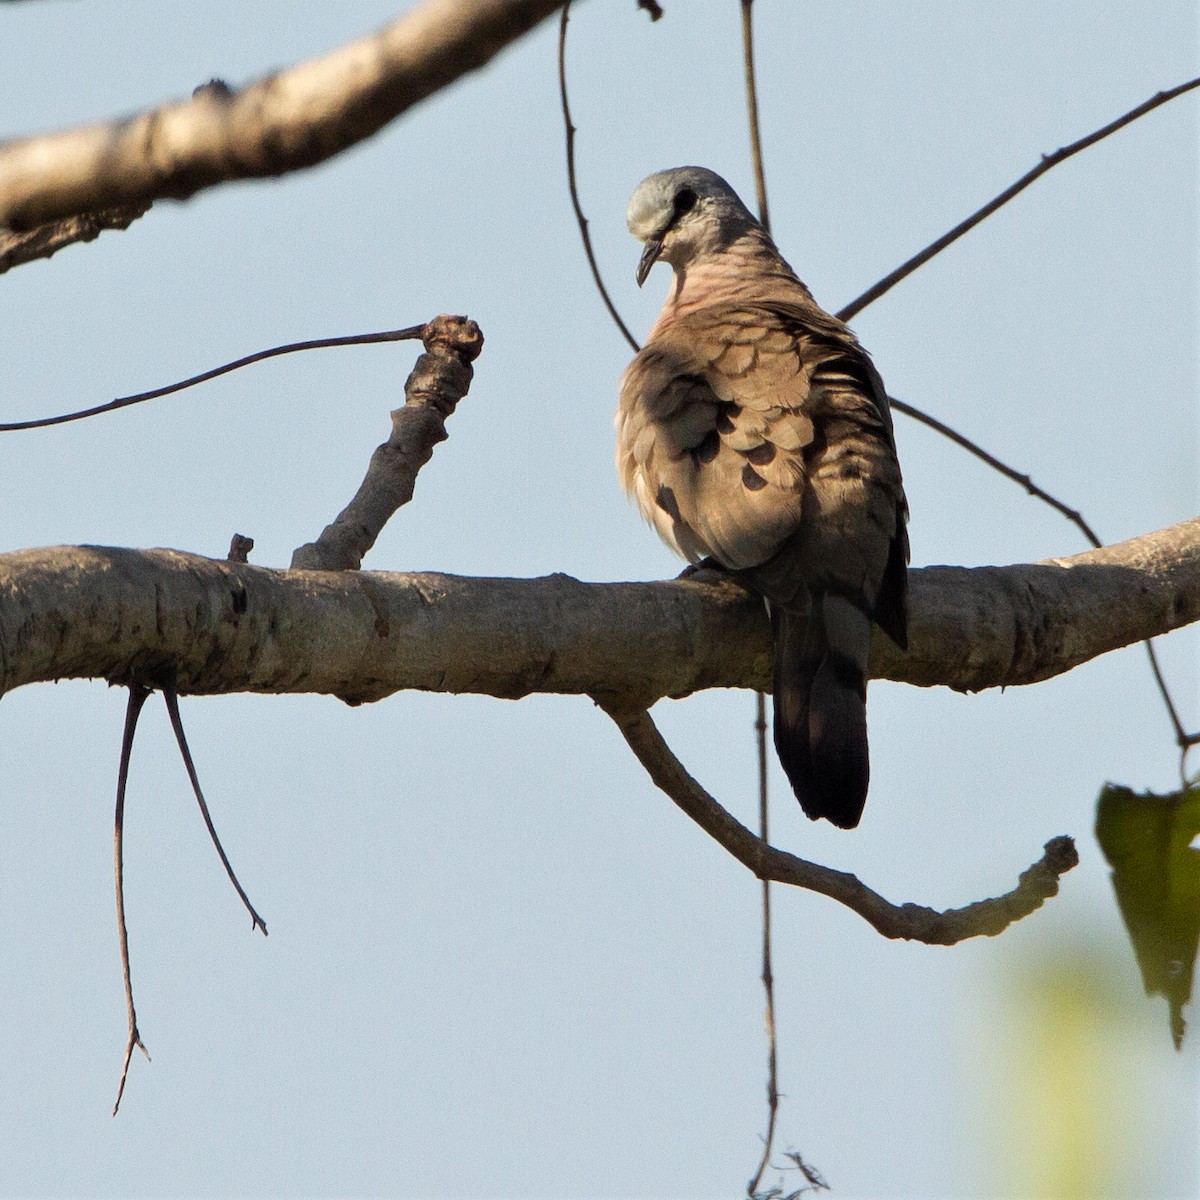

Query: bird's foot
677;556;729;584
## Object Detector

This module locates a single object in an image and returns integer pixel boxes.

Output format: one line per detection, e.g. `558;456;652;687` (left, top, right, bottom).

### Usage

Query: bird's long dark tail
771;595;872;829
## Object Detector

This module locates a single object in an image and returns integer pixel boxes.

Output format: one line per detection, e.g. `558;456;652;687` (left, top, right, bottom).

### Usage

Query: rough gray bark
1;516;1196;705
0;0;567;230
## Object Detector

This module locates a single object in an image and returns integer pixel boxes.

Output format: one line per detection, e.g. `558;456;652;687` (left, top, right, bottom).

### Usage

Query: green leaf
1095;783;1200;1049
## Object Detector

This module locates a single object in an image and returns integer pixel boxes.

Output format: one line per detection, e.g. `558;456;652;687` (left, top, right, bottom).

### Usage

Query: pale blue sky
0;3;1197;1197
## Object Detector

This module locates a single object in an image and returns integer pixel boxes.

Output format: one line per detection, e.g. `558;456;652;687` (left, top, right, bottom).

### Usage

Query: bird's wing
619;298;907;594
617;304;818;571
743;343;909;635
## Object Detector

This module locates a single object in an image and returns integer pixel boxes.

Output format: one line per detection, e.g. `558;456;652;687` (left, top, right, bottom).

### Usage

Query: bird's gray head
626;166;758;286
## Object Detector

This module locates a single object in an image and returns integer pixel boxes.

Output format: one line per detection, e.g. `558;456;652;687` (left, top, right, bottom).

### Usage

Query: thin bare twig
0;326;426;432
749;689;780;1198
602;704;1079;943
1143;643;1200;779
558;1;640;354
113;684;152;1117
739;4;781;1190
740;0;770;235
837;74;1200;322
162;686;268;936
888;396;1103;545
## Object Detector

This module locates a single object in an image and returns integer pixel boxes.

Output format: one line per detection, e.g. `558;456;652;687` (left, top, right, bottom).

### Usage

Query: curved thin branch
836;75;1200;322
162;686;269;936
738;4;780;1192
112;685;152;1117
740;0;771;237
1;518;1197;705
558;2;640;353
888;396;1102;546
0;0;567;230
602;705;1079;944
0;326;426;433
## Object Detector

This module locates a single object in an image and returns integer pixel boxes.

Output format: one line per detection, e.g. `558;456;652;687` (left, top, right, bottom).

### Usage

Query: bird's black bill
636;238;663;287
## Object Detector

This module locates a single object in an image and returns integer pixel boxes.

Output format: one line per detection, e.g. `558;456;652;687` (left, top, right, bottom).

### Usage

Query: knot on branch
422;313;484;362
1038;833;1080;874
405;315;482;420
192;78;235;101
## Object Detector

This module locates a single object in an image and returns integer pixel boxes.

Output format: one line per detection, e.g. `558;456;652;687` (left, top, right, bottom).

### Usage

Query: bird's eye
672;187;698;217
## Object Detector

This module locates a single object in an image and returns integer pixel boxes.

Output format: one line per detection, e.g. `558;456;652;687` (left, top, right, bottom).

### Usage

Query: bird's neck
656;228;809;326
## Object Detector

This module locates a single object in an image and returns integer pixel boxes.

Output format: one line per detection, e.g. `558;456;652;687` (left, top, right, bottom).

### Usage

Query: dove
617;166;908;829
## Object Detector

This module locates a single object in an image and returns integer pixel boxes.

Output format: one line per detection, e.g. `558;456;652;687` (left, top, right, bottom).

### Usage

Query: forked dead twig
111;681;268;1113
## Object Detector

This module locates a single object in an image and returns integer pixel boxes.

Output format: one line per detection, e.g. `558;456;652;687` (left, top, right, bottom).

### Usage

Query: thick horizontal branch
0;0;565;230
0;518;1196;705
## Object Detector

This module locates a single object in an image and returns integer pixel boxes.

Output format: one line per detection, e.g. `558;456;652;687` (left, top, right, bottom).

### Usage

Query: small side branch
291;315;483;570
0;203;151;275
602;705;1078;944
